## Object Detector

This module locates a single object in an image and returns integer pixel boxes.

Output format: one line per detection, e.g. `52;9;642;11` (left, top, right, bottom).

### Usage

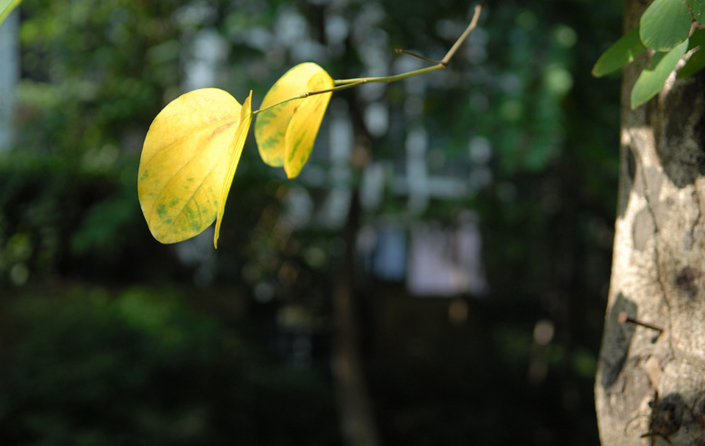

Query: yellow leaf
138;88;251;247
214;91;252;248
284;71;334;178
254;62;333;177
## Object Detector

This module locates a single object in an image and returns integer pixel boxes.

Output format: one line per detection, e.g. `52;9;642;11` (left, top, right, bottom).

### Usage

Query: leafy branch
593;0;705;108
138;2;485;248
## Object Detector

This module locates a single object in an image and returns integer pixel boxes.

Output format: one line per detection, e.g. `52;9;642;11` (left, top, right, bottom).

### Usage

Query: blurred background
0;0;622;445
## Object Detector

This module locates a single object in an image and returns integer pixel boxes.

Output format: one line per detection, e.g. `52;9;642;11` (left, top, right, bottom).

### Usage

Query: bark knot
675;266;702;298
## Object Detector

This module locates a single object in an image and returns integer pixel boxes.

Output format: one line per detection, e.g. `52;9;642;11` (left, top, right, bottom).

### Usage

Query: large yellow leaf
254;62;333;177
138;88;252;248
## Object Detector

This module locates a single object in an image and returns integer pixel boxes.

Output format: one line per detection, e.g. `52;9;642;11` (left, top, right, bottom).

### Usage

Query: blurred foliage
2;0;187;285
0;285;341;446
16;0;184;155
0;153;136;283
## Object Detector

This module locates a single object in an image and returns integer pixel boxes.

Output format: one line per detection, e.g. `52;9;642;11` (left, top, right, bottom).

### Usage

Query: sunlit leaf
677;28;705;78
255;63;322;167
592;28;646;77
0;0;21;28
214;91;252;248
284;71;334;178
138;88;251;247
254;62;334;178
691;0;705;25
640;0;691;51
631;39;689;108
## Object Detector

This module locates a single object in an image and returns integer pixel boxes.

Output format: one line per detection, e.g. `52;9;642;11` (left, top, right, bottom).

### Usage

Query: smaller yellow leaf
214;91;252;248
284;71;334;178
254;62;333;177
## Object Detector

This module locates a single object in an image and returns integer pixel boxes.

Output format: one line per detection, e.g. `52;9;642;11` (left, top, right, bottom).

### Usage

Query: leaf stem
333;65;444;86
252;1;485;115
252;80;366;115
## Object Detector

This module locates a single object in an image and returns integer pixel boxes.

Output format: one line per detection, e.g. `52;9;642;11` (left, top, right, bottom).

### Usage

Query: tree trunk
595;1;705;444
331;190;381;446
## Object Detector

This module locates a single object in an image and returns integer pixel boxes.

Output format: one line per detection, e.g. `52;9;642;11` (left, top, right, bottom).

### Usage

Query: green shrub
0;285;341;446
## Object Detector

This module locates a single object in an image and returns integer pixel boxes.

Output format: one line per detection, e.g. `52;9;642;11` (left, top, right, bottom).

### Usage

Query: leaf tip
285;167;299;180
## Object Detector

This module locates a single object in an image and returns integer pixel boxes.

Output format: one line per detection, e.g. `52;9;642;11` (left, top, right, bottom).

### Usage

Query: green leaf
631;39;689;109
677;28;705;78
592;28;646;77
138;88;252;247
640;0;692;51
690;0;705;25
0;0;21;27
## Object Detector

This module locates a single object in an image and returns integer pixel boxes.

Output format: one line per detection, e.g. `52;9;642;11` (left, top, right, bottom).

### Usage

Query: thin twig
333;65;443;86
252;1;486;114
441;0;486;66
395;49;441;65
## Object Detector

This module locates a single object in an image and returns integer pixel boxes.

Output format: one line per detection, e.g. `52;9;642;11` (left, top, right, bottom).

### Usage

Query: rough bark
595;1;705;445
